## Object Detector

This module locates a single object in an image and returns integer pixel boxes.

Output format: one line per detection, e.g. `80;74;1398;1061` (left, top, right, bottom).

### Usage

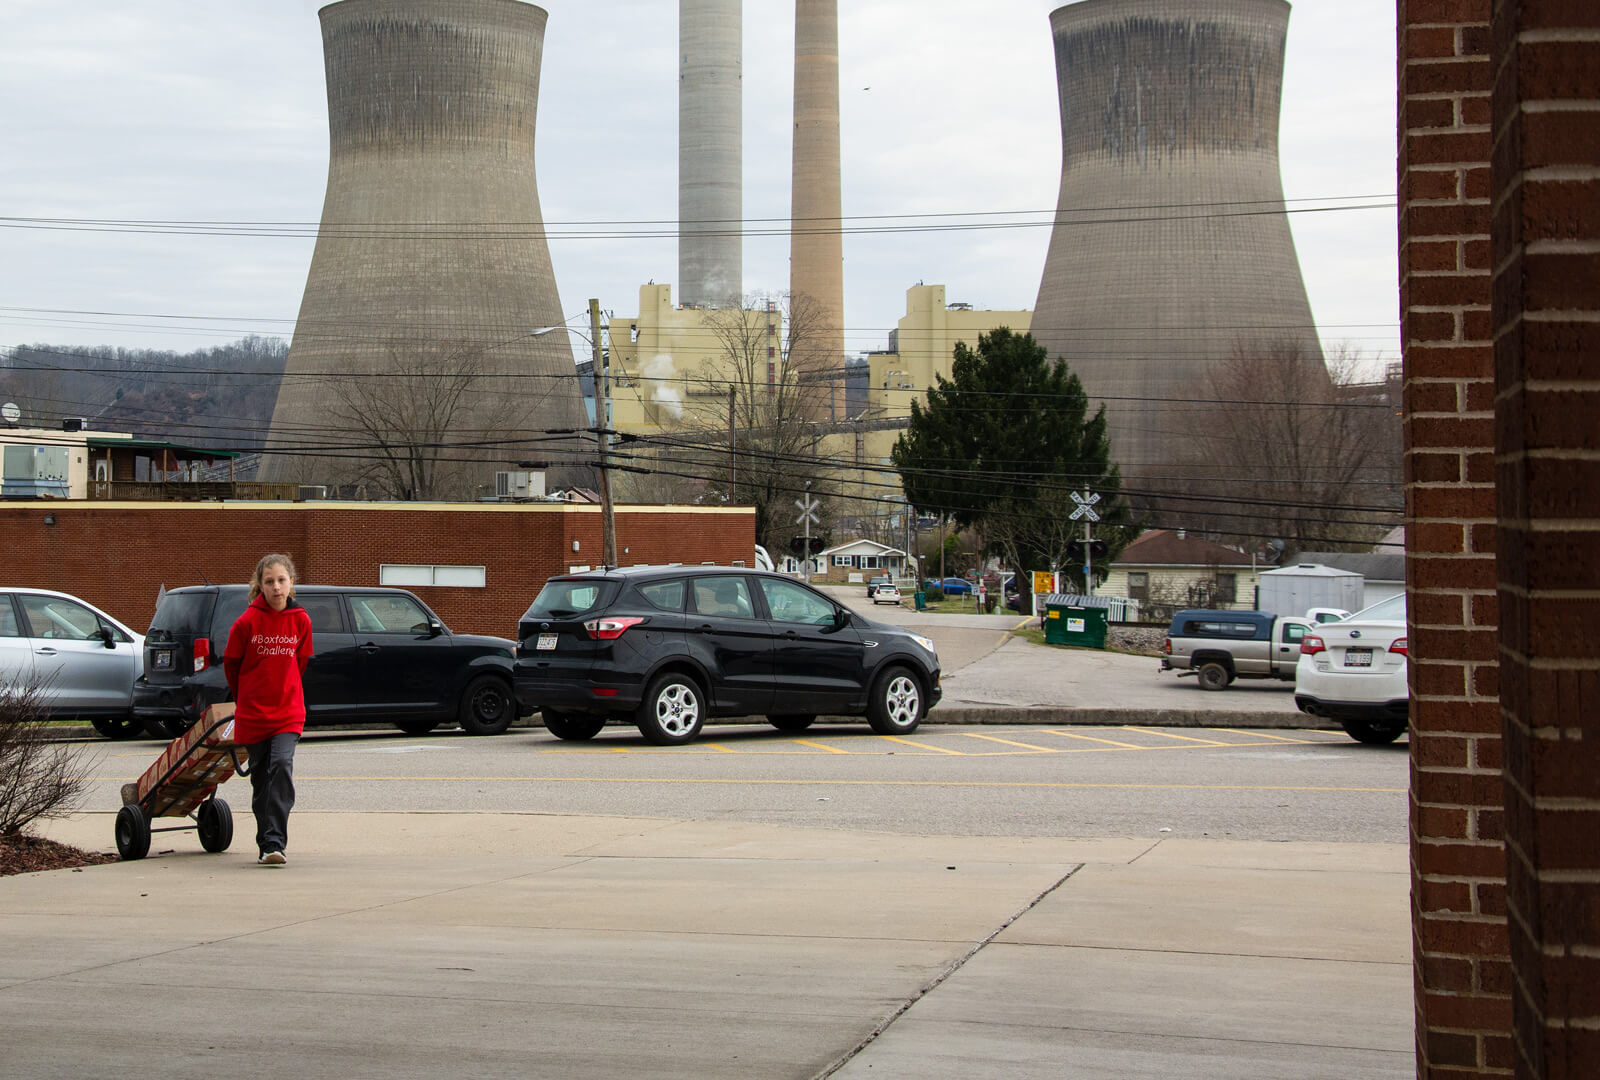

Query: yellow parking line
701;742;738;754
880;735;966;755
795;739;852;754
1120;728;1232;747
959;732;1059;752
1039;729;1148;749
92;775;1401;793
1214;729;1328;745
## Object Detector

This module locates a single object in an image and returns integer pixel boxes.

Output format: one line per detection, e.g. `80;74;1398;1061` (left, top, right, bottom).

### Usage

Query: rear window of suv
149;592;216;638
524;580;618;620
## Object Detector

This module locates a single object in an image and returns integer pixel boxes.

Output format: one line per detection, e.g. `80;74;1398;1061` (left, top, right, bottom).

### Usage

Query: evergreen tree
891;329;1134;582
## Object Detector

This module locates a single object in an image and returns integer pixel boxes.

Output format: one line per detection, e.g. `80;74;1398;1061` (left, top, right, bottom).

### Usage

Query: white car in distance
1293;592;1408;744
872;583;903;606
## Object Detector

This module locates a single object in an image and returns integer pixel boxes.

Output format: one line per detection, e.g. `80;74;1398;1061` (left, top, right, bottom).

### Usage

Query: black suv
513;565;942;746
133;584;523;739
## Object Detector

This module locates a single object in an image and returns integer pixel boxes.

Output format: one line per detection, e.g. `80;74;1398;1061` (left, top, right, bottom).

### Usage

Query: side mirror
428;619;444;638
833;608;850;629
99;626;117;649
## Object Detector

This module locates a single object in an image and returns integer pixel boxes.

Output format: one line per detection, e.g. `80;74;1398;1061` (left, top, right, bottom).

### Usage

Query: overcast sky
0;0;1399;372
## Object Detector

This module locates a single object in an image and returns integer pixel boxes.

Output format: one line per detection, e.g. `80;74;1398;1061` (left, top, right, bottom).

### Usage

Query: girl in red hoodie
224;553;314;866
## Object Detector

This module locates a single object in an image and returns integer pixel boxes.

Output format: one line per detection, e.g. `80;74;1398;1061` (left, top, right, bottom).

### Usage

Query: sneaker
259;850;286;866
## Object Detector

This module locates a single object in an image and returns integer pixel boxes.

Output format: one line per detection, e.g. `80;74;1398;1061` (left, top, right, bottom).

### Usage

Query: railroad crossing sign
795;493;820;528
1069;490;1100;523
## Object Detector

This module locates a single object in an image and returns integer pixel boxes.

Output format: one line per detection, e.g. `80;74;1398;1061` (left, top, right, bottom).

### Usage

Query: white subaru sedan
1294;592;1408;744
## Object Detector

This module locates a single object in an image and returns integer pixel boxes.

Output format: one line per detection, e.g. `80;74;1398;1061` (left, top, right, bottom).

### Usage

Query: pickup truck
1160;609;1315;691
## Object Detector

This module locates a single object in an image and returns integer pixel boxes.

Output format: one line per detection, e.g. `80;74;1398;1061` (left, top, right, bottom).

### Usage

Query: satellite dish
1;402;20;425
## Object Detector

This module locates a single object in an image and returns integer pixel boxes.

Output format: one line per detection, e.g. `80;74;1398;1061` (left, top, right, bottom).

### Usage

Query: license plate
536;634;558;651
1344;648;1373;667
152;649;173;671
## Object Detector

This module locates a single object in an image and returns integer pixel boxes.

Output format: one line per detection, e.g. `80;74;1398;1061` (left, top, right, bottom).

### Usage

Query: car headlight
910;633;936;656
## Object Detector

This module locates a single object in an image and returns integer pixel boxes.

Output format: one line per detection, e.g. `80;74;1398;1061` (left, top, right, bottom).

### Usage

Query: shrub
926;586;945;602
0;679;94;839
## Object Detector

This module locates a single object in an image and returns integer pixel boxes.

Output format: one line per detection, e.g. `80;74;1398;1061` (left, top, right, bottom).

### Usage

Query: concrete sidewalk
5;812;1411;1079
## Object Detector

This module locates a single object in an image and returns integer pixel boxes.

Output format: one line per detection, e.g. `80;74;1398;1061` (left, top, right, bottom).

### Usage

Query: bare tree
0;679;95;839
678;291;843;556
322;337;521;501
1139;340;1402;556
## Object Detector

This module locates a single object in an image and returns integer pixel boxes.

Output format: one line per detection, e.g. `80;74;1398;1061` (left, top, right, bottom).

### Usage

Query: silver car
0;588;145;739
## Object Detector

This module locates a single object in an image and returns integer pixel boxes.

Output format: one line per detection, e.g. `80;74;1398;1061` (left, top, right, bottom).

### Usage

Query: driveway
819;584;1301;716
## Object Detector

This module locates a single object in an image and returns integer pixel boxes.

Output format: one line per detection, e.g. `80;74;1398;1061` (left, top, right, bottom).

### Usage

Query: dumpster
913;590;926;611
1044;603;1108;649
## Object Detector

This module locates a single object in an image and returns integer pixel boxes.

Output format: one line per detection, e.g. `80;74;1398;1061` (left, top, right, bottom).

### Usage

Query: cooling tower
1032;0;1324;474
679;1;742;308
791;0;846;421
260;0;590;496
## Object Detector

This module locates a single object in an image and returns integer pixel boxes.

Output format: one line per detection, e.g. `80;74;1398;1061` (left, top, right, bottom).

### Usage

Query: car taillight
1300;635;1325;656
1163;637;1171;655
1390;637;1407;657
192;637;210;672
583;616;643;640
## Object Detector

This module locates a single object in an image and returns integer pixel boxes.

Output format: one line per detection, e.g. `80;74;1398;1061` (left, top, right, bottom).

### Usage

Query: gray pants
246;732;299;855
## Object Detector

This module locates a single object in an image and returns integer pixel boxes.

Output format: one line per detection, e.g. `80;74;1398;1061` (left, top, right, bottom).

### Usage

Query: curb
48;707;1336;743
922;706;1337;730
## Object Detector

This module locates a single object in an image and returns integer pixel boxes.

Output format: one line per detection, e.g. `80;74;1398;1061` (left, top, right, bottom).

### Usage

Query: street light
533;303;616;567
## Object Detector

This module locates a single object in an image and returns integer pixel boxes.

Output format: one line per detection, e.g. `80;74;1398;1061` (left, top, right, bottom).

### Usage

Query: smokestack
261;0;589;493
1031;0;1324;474
679;1;742;308
791;0;845;420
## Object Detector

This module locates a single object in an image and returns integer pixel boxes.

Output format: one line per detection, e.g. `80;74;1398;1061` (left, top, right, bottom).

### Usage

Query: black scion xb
134;584;523;739
512;565;942;746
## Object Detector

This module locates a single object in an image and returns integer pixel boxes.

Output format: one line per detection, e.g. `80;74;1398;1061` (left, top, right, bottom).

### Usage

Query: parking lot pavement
16;813;1409;1080
818;584;1308;722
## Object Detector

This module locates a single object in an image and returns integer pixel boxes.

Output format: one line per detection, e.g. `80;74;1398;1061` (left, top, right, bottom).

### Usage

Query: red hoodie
223;595;314;745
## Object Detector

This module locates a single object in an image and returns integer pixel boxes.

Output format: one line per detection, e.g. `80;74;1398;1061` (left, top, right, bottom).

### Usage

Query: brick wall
1399;0;1514;1074
1488;2;1600;1076
0;503;754;638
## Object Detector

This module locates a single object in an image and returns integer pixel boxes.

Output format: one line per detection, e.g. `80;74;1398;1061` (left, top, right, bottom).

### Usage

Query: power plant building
261;0;589;496
1031;0;1325;474
679;0;742;309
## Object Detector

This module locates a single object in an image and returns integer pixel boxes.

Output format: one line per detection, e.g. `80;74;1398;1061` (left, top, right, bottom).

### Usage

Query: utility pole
727;387;736;500
589;298;617;568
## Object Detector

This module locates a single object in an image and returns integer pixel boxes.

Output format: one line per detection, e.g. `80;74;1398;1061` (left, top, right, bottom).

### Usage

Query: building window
859;556;879;569
378;564;487;588
1127;572;1149;601
833;555;853;567
1215;573;1237;604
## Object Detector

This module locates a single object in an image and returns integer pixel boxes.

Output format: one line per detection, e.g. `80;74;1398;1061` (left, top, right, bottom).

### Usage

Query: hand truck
115;704;250;861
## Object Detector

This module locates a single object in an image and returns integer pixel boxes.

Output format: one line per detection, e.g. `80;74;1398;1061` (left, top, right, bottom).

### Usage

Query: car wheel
636;672;705;746
1196;663;1231;692
197;798;234;853
868;666;923;735
115;804;151;861
394;718;439;736
1340;719;1407;745
92;712;144;740
543;710;606;741
458;675;515;736
767;714;817;732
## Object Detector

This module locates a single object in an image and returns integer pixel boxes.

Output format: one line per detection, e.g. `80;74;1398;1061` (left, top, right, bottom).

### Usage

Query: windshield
523;579;618;621
1351;593;1407;623
147;591;216;638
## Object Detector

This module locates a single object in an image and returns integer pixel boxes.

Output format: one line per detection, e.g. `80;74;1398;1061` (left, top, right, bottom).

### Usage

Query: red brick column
1488;3;1600;1076
1400;1;1514;1075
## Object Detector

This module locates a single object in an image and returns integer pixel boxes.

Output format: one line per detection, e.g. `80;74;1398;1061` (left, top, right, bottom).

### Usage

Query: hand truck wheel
197;797;234;853
115;804;152;861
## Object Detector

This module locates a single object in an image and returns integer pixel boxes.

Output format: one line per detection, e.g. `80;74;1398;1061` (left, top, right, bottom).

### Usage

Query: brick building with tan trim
0;502;754;639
